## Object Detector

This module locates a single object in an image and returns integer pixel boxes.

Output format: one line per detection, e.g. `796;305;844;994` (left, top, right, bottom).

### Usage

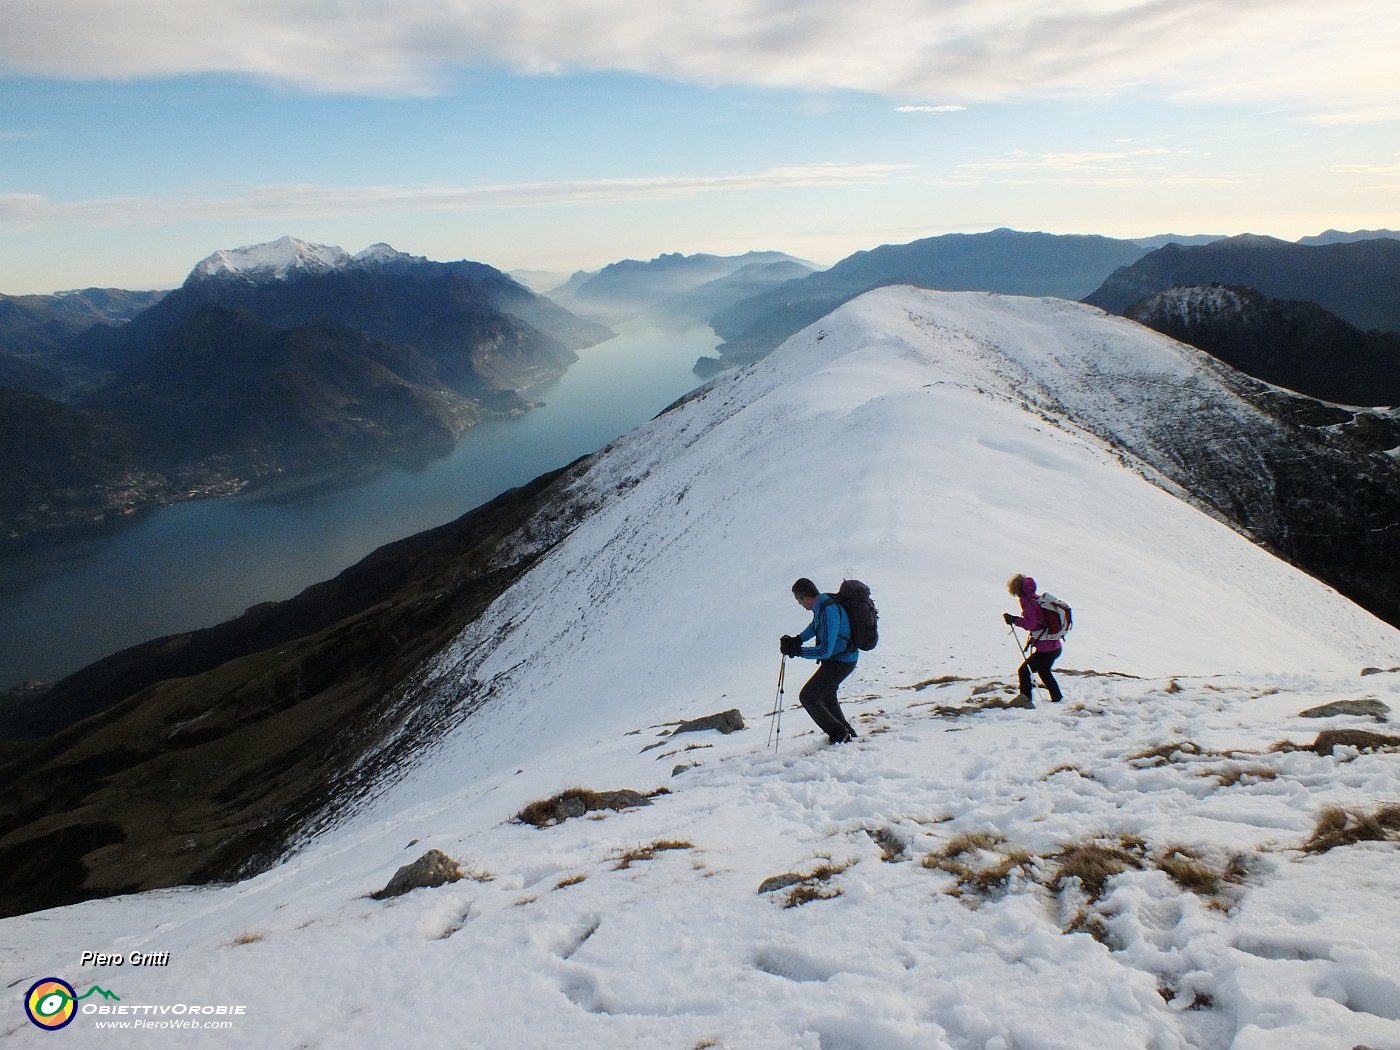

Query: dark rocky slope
1124;285;1400;406
0;461;594;918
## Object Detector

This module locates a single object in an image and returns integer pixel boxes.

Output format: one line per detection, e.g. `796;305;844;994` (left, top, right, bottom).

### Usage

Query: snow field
6;668;1398;1049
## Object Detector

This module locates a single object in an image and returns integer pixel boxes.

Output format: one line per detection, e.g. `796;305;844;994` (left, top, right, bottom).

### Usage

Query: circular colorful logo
25;978;77;1031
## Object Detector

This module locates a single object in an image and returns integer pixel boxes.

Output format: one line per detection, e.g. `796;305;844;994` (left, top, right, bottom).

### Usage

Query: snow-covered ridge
187;235;427;283
365;287;1395;814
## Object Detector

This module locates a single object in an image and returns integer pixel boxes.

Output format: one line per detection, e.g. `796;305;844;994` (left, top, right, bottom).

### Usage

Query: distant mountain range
549;250;813;323
0;238;611;547
0;287;167;357
706;229;1153;365
1084;234;1400;332
1296;228;1400;246
0;287;168;394
1126;233;1229;250
7;228;1400;548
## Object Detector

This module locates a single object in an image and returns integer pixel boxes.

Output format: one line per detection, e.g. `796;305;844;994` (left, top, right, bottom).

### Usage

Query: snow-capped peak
352;242;428;268
187;237;437;284
189;236;354;283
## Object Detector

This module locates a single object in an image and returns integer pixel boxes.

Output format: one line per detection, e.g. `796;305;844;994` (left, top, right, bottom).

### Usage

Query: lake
0;320;719;689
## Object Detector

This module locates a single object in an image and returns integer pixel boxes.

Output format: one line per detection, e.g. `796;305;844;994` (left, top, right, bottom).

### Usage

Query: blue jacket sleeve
799;600;846;660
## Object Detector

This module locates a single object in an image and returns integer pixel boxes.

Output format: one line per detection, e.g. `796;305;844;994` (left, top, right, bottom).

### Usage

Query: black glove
780;635;801;657
1003;613;1016;626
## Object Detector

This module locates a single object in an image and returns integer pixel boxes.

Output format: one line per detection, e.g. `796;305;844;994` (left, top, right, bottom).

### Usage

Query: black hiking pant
799;659;857;743
1019;649;1063;702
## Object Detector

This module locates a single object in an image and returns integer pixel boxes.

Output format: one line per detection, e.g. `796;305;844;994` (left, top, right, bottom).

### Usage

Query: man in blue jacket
780;577;859;744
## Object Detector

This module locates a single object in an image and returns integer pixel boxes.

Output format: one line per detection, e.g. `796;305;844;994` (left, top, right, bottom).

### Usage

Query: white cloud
961;148;1177;172
0;164;916;229
2;1;1396;120
942;147;1253;188
896;105;967;114
1330;161;1400;176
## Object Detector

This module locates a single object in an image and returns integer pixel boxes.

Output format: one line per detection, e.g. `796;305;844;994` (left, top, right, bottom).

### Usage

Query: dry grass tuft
1126;741;1202;767
1157;978;1215;1010
516;786;652;827
767;857;854;908
1153;845;1233;895
924;831;1034;902
806;859;851;883
1273;730;1400;757
516;787;596;827
228;932;264;946
1065;907;1114;943
1302;803;1400;854
612;839;695;869
907;675;972;691
1049;835;1147;901
554;874;587;890
866;826;908;862
927;830;1005;862
1208;765;1279;787
783;883;844;908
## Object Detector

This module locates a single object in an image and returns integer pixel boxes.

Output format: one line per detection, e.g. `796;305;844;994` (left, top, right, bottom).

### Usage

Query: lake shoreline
0;321;719;691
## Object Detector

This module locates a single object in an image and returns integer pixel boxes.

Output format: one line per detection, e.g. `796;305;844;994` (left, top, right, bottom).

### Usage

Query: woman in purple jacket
1002;574;1063;704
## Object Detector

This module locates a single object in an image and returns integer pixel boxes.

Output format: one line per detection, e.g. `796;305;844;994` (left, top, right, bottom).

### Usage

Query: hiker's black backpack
830;579;879;652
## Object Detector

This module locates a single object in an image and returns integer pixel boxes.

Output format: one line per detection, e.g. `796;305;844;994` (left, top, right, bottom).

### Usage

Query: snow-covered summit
188;235;354;282
187;236;431;283
6;288;1398;1049
351;242;428;268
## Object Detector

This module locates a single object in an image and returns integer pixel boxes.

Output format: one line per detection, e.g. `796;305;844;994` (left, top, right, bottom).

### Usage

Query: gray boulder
372;849;463;899
1300;699;1390;722
673;708;745;735
758;873;805;895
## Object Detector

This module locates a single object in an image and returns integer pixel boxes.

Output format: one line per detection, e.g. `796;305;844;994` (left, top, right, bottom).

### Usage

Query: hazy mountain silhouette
707;229;1150;365
550;251;810;321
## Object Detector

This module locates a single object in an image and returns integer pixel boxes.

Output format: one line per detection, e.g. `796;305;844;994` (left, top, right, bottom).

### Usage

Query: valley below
0;319;719;694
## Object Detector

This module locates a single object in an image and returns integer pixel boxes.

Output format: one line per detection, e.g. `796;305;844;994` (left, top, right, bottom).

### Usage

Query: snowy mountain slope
4;289;1398;1049
328;288;1395;819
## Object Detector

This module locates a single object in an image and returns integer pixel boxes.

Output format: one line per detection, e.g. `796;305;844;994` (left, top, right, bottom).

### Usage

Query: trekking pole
767;655;786;750
1007;624;1034;701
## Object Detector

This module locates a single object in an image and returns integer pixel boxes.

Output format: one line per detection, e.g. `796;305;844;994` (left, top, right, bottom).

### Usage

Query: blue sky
2;0;1397;293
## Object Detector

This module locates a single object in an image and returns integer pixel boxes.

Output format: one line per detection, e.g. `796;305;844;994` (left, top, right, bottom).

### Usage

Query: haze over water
0;320;716;689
